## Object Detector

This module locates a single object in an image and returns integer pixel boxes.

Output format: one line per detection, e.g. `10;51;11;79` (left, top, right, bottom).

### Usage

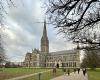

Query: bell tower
41;20;49;54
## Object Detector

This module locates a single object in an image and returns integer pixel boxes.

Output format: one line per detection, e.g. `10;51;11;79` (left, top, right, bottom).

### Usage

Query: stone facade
23;20;80;68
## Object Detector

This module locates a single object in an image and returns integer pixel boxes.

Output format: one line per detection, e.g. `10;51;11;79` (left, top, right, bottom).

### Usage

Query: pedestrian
83;68;87;76
77;68;80;74
56;63;59;68
74;68;76;73
67;69;70;76
85;68;87;73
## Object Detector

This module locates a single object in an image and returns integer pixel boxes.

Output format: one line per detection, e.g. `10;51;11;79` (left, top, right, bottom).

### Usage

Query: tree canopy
81;49;100;69
47;0;100;48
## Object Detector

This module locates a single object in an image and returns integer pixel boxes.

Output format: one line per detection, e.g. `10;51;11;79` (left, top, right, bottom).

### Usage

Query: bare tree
0;33;6;65
81;49;100;69
0;0;14;26
0;0;14;65
47;0;100;47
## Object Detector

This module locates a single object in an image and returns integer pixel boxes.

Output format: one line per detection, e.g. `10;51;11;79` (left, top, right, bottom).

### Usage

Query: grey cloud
2;0;75;62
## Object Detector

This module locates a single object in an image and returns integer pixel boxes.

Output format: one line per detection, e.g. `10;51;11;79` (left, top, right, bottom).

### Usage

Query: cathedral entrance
54;60;62;68
56;63;59;68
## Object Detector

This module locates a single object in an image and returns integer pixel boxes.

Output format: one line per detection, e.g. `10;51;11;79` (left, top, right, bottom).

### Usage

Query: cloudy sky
1;0;77;62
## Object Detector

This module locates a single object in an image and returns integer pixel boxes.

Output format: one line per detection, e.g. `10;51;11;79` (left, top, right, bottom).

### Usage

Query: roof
49;50;77;55
32;48;40;54
26;53;32;56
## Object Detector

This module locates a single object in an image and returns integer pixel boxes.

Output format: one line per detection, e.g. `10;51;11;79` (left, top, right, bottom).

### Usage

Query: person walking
56;63;59;68
83;68;87;76
77;68;80;74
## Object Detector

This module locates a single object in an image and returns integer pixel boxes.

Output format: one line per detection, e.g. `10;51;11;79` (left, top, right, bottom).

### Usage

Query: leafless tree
81;49;100;69
47;0;100;48
0;33;6;64
0;0;14;26
0;0;14;64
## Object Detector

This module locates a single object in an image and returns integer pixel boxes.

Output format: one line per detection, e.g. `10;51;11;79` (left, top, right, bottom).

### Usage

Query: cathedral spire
41;19;49;54
43;19;47;38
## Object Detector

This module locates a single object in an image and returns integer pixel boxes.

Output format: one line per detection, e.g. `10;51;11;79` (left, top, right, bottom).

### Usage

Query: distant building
23;20;80;68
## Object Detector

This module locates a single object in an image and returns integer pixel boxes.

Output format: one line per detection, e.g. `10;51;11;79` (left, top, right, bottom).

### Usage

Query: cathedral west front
23;20;80;68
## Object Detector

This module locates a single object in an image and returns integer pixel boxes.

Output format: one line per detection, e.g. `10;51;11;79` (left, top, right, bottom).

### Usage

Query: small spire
43;19;47;38
32;49;34;52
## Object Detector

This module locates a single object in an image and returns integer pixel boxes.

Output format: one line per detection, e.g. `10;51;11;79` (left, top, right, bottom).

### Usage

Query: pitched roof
49;50;77;55
26;53;32;56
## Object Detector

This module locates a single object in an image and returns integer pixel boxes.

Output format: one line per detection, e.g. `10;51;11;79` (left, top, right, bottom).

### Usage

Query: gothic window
47;63;49;67
70;62;72;67
63;56;66;62
75;62;76;67
32;55;37;61
68;62;69;67
73;62;74;67
66;63;68;67
74;55;77;60
73;62;76;67
69;62;71;67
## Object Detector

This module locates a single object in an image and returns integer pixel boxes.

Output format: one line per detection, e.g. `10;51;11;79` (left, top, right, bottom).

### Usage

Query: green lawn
20;69;64;80
20;68;73;80
0;68;50;80
88;68;100;80
0;68;73;80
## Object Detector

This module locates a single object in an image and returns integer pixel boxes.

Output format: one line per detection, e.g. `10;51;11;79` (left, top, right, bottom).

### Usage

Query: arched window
75;62;76;67
66;63;68;67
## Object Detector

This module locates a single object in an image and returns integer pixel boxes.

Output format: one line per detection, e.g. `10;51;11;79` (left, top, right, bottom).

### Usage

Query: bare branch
47;0;100;47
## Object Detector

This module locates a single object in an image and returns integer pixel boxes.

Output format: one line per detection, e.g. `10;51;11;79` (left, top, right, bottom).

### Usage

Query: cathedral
23;20;80;68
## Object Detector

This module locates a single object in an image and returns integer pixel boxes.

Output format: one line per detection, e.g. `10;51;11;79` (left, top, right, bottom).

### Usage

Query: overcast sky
1;0;77;62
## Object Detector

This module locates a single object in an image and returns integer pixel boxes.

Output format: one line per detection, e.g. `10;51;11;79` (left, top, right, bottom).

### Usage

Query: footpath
6;70;88;80
51;70;88;80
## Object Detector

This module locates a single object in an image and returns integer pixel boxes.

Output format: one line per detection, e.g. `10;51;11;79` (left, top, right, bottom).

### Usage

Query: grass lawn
0;68;50;80
0;68;73;80
88;68;100;80
20;69;63;80
20;68;73;80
